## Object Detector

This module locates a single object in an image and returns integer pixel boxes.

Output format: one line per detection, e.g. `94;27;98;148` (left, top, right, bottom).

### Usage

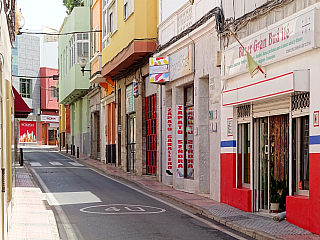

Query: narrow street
23;148;252;240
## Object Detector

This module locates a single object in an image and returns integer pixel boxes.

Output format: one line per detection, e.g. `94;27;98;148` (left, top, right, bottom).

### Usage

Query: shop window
237;123;250;188
20;78;31;98
292;115;309;195
184;86;194;179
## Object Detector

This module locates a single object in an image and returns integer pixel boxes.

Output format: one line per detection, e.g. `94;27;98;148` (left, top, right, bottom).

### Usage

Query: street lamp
79;55;91;76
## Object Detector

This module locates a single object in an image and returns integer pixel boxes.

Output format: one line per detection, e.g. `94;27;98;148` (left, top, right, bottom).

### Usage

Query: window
93;26;99;54
20;79;31;98
292;115;309;195
102;0;117;49
123;0;134;20
69;33;90;69
50;86;58;98
238;123;251;188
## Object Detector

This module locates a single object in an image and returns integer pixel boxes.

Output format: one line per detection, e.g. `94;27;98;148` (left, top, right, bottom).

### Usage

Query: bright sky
17;0;67;31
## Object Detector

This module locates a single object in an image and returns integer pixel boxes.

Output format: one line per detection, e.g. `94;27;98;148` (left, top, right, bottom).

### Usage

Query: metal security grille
292;92;310;111
146;94;157;175
237;104;251;118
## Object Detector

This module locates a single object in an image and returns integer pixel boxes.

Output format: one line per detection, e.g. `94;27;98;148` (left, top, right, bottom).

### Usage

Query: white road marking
57;152;248;239
68;162;84;167
30;168;80;240
30;162;42;167
92;170;248;240
80;204;165;215
49;162;63;166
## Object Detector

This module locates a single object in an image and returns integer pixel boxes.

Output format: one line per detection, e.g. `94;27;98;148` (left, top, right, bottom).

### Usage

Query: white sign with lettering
170;44;194;81
41;115;59;122
222;9;317;78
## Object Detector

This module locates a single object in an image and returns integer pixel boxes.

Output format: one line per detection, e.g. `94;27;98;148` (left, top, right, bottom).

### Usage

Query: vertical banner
166;107;173;175
186;107;194;178
176;105;184;178
19;121;37;143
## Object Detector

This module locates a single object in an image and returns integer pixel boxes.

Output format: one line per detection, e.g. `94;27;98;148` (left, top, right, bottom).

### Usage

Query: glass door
257;117;269;211
127;113;136;172
254;114;289;212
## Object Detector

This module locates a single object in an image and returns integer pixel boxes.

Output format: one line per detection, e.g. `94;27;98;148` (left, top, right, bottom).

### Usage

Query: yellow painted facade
101;0;158;65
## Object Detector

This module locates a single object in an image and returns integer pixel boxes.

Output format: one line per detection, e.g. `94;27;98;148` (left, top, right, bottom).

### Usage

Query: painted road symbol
80;204;166;215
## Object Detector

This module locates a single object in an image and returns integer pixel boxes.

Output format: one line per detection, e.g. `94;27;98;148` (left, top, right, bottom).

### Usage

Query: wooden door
42;124;46;145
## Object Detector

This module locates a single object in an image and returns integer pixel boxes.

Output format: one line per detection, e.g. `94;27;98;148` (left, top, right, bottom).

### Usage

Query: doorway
42;124;47;145
254;114;289;212
48;130;57;145
127;113;136;172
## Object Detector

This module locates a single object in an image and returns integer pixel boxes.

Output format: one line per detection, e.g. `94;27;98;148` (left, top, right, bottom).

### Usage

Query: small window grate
237;105;251;118
292;92;310;111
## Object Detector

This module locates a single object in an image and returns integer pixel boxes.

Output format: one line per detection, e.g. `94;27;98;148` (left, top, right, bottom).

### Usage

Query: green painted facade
58;4;91;153
58;6;90;106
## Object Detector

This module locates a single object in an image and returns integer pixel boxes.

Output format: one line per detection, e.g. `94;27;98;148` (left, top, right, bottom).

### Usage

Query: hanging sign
149;57;169;83
166;107;173;175
19;121;37;143
176;105;184;178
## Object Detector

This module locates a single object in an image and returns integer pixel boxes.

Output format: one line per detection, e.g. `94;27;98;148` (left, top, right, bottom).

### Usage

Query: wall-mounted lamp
79;55;91;76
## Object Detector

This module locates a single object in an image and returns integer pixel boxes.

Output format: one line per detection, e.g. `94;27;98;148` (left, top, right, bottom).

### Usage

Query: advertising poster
176;105;184;178
166;107;173;175
19;121;37;143
186;107;194;178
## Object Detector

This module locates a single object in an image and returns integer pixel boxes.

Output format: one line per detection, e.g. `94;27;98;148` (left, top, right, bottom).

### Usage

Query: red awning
12;86;31;118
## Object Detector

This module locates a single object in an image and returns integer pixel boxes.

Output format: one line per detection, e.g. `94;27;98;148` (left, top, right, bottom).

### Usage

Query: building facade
220;0;320;235
58;3;91;155
1;0;19;238
156;0;221;198
101;0;158;174
39;67;59;145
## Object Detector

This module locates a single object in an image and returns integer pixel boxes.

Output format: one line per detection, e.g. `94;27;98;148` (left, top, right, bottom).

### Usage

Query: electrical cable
18;30;102;36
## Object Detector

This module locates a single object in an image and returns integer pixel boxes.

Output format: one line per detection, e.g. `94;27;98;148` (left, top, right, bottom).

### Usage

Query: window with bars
146;94;157;175
20;79;31;98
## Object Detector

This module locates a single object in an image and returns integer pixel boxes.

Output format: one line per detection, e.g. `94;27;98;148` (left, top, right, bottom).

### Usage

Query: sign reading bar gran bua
222;8;317;78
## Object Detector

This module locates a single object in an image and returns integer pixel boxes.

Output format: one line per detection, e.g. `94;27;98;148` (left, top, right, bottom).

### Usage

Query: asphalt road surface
24;148;253;240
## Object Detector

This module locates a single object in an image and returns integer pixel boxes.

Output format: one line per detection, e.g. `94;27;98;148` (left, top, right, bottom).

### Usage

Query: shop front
221;6;320;234
39;115;59;145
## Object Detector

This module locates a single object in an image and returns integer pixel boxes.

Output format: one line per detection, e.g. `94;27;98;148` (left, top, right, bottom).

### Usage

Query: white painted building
156;0;221;200
220;0;320;235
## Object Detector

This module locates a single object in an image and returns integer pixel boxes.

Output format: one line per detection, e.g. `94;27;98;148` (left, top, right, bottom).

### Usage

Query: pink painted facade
39;67;59;145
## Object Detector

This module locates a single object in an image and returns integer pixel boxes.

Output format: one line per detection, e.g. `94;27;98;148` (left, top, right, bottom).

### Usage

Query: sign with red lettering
176;105;184;178
186;107;194;178
166;107;173;175
41;115;59;122
19;121;37;143
222;9;315;78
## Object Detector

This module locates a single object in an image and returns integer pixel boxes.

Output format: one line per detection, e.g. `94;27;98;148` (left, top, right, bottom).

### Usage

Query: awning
12;86;31;118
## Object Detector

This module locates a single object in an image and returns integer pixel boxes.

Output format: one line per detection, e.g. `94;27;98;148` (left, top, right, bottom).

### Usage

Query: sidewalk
57;148;320;240
8;165;60;240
